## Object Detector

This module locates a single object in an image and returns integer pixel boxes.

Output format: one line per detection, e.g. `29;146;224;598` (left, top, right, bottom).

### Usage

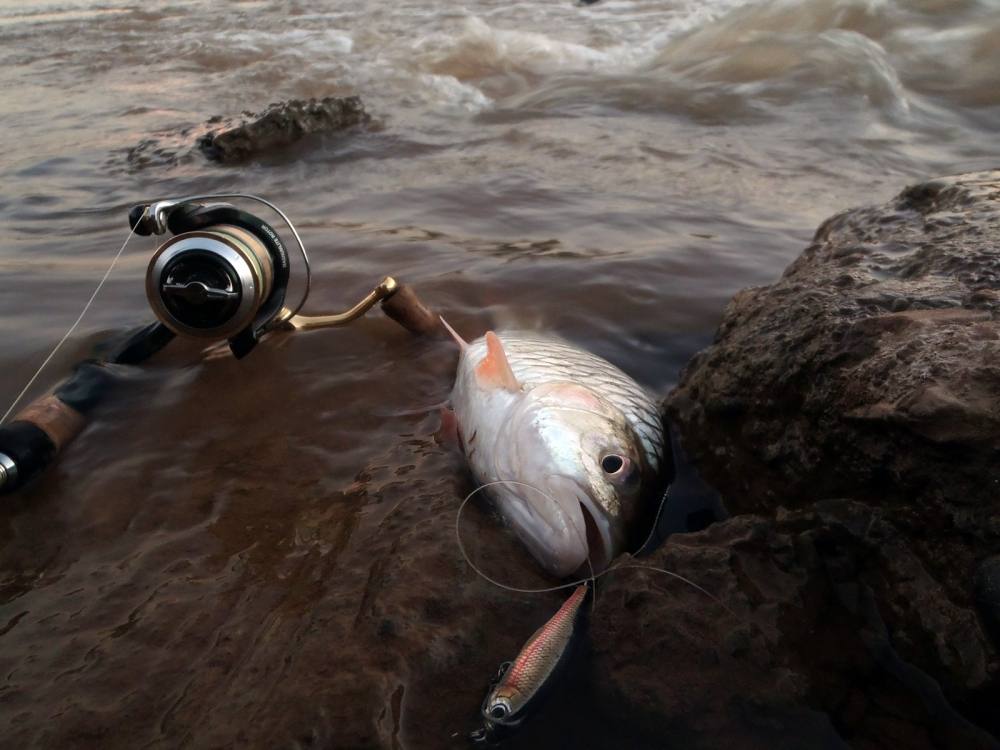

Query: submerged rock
197;96;370;163
651;171;1000;746
124;96;370;169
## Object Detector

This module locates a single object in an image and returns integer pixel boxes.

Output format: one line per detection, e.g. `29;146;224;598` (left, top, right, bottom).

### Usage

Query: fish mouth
577;499;611;574
498;475;615;578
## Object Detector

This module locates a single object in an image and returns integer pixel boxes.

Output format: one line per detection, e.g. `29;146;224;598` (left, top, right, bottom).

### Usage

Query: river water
1;0;999;747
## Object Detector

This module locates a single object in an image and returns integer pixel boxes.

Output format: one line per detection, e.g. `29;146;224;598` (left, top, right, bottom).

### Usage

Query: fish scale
464;333;664;472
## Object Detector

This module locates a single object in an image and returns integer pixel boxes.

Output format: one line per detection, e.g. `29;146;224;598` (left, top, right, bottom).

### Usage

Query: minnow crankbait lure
471;584;589;743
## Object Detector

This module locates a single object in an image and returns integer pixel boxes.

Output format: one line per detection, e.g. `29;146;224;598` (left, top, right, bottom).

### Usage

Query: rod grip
15;395;86;449
0;323;174;494
0;394;86;493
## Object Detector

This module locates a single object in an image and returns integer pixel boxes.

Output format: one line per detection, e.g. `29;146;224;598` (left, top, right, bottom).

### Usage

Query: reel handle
279;277;441;337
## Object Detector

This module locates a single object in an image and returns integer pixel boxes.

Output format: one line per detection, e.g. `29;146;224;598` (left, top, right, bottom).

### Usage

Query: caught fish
442;321;667;577
474;584;589;741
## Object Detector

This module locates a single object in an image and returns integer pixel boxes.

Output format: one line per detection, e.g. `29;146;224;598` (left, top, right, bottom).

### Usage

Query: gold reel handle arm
275;276;440;336
281;276;398;331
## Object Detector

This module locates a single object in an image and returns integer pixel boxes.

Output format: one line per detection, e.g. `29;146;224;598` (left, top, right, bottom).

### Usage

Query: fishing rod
0;194;438;494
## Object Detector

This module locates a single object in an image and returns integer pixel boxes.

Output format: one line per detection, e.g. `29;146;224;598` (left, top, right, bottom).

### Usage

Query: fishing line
609;563;738;619
1;209;147;425
635;485;669;557
455;480;737;618
455;480;597;595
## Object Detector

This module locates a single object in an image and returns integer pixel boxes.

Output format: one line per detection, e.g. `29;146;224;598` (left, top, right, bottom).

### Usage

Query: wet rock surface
638;171;1000;747
666;171;1000;519
592;504;999;749
197;97;370;163
125;96;370;168
0;341;572;750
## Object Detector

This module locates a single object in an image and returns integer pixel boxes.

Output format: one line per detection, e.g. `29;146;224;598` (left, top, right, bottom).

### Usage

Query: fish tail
439;316;468;350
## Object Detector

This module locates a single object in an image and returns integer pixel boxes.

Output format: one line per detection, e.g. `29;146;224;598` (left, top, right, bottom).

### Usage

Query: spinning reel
131;194;404;358
0;194;437;493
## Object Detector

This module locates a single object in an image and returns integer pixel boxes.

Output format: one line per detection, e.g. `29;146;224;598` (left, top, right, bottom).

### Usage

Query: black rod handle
0;322;175;494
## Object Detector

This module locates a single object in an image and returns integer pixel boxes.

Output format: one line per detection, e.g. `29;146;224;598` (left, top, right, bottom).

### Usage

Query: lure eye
489;704;509;720
601;454;625;475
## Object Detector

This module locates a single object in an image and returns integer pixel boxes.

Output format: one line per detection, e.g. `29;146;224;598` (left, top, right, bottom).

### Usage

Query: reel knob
160;255;242;329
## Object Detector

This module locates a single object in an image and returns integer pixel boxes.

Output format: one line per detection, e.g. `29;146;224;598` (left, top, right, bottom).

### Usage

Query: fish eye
601;454;625;474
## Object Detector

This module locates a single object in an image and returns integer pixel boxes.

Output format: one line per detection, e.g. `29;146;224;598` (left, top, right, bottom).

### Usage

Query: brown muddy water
2;0;1000;747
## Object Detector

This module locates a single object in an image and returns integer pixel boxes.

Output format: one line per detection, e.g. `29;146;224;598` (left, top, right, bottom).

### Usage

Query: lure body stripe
485;584;588;721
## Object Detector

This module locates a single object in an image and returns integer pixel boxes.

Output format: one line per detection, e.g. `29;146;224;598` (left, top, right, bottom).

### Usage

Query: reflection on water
1;0;1000;746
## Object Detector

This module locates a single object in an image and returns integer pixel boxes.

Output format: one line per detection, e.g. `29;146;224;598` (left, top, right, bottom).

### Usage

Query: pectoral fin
476;331;520;392
435;406;461;446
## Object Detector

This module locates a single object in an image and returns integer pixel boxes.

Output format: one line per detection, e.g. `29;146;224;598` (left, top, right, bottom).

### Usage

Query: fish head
483;683;520;728
494;381;655;577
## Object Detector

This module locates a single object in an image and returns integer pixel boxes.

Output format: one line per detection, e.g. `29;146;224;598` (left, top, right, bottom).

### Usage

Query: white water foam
400;2;761;111
213;28;355;57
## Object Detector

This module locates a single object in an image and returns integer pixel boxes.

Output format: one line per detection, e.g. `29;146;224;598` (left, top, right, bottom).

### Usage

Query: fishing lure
471;583;590;744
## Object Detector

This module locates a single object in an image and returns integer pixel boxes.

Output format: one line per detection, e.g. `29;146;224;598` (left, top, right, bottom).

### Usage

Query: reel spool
130;196;301;359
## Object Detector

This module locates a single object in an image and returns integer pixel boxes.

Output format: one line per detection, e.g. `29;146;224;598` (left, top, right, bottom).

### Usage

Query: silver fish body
449;329;666;576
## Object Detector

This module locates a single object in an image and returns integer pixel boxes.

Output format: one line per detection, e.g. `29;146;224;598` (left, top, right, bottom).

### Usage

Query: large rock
651;171;1000;746
591;502;999;749
667;170;1000;522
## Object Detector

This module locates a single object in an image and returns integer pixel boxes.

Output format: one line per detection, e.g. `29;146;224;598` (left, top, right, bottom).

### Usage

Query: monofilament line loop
455;480;597;595
456;479;739;619
1;209;145;425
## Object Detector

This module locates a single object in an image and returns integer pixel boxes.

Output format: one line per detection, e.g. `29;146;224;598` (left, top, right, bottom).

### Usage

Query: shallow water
1;0;1000;747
